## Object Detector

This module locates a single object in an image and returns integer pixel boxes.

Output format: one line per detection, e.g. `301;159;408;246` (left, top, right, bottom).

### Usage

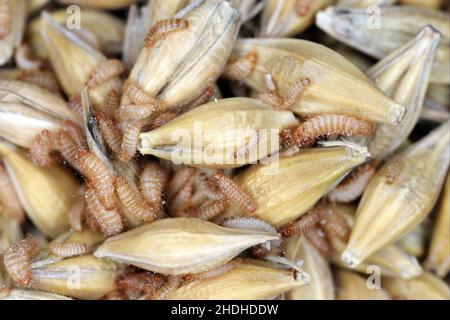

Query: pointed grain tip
389;103;407;125
341;250;361;268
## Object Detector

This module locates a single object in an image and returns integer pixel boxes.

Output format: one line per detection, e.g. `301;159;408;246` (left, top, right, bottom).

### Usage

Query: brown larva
170;182;193;216
123;80;155;105
104;89;120;115
117;271;165;294
68;95;84;120
0;0;11;38
385;156;404;185
86;59;125;89
328;161;377;203
140;162;168;210
213;172;257;214
116;102;160;121
0;163;25;222
85;187;123;236
49;242;90;258
234;131;261;161
197;172;224;201
144;18;189;49
16;70;60;94
117;120;142;163
67;198;86;232
167;166;196;200
143;276;182;300
3;237;38;287
62;120;88;150
278;205;328;237
295;0;312;17
149;111;178;129
28;129;56;167
184;258;241;282
281;114;376;148
54;130;83;170
76;150;116;210
258;78;311;110
185;199;230;221
96;111;122;155
223;51;258;81
115;176;157;223
304;225;331;256
321;209;351;243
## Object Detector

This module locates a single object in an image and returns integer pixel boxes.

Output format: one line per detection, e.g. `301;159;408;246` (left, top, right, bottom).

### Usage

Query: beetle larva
278;205;327;237
117;120;142;163
117;271;165;296
144;18;189;50
104;89;120;115
185;199;230;221
76;150;116;210
86;59;125;89
123;80;156;106
85;187;123;237
197;172;225;201
281;114;376;147
303;225;331;257
3;238;38;287
28;129;56;166
385;156;405;185
171;182;193;216
68;95;84;120
0;162;25;222
223;51;258;81
16;70;60;94
144;276;182;300
184;258;241;282
167;166;196;200
115;176;157;223
213;173;257;214
49;242;90;258
328;161;377;203
96;111;122;155
62;120;87;150
149;111;178;130
258;78;311;110
117;102;161;121
140;162;167;210
321;208;351;243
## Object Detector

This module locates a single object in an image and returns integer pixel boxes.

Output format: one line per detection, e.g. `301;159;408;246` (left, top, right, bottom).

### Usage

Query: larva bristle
282;78;311;108
49;242;89;258
76;150;116;210
0;163;25;222
144;18;189;49
295;0;312;17
63;120;88;150
167;166;196;200
3;237;38;287
140;162;167;210
186;199;230;221
117;120;142;163
28;129;56;167
184;258;241;282
117;102;160;121
213;173;257;213
123;81;155;105
86;59;125;89
115;176;157;223
117;272;165;293
328;161;377;203
304;225;331;257
170;182;193;216
223;51;258;81
281;114;376;148
85;187;123;236
144;276;181;300
68;95;84;120
105;89;120;115
67;198;86;232
385;156;404;185
17;70;60;93
96;111;122;155
54;130;83;171
197;173;224;201
149;111;178;129
321;209;352;243
234;131;261;160
278;205;327;237
0;0;11;38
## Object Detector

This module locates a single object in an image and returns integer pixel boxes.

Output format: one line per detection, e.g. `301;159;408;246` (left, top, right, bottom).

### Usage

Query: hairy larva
67;198;86;232
321;209;351;243
223;51;258;81
281;114;376;148
14;44;44;71
54;130;83;170
140;162;167;209
328;161;376;203
385;156;404;185
167;166;196;200
76;150;116;210
123;81;155;105
197;172;224;201
86;59;125;89
0;0;11;38
149;111;178;129
85;187;123;236
295;0;312;17
304;225;331;256
185;199;230;221
117;272;165;294
28;129;55;166
63;120;88;150
96;111;122;155
104;89;120;115
16;70;60;94
234;131;262;160
115;176;157;223
143;276;181;300
213;173;257;213
49;242;89;258
144;18;189;49
3;237;38;287
117;102;160;121
278;206;327;237
184;258;241;282
282;78;311;108
0;163;25;222
68;95;84;120
117;120;142;163
170;182;193;216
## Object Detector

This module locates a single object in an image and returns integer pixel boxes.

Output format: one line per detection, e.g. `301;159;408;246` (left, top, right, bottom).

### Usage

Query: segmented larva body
170;182;193;216
213;173;257;213
186;199;230;221
86;59;125;89
321;209;351;243
197;173;224;201
17;71;60;94
304;225;331;256
28;129;55;166
115;176;157;223
234;131;261;160
76;150;116;210
0;0;11;38
117;272;165;293
278;206;327;237
168;166;196;200
140;162;167;208
85;187;123;236
328;161;376;203
144;18;189;49
385;157;404;185
124;81;155;105
117;102;160;121
146;276;182;300
117;120;142;163
150;111;177;129
67;198;86;232
54;130;83;170
282;78;311;108
256;91;285;108
223;51;258;81
105;89;120;115
184;258;241;282
49;242;89;258
68;96;84;120
0;163;25;222
281;114;376;148
96;111;122;155
3;238;38;287
295;0;313;17
63;120;87;150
